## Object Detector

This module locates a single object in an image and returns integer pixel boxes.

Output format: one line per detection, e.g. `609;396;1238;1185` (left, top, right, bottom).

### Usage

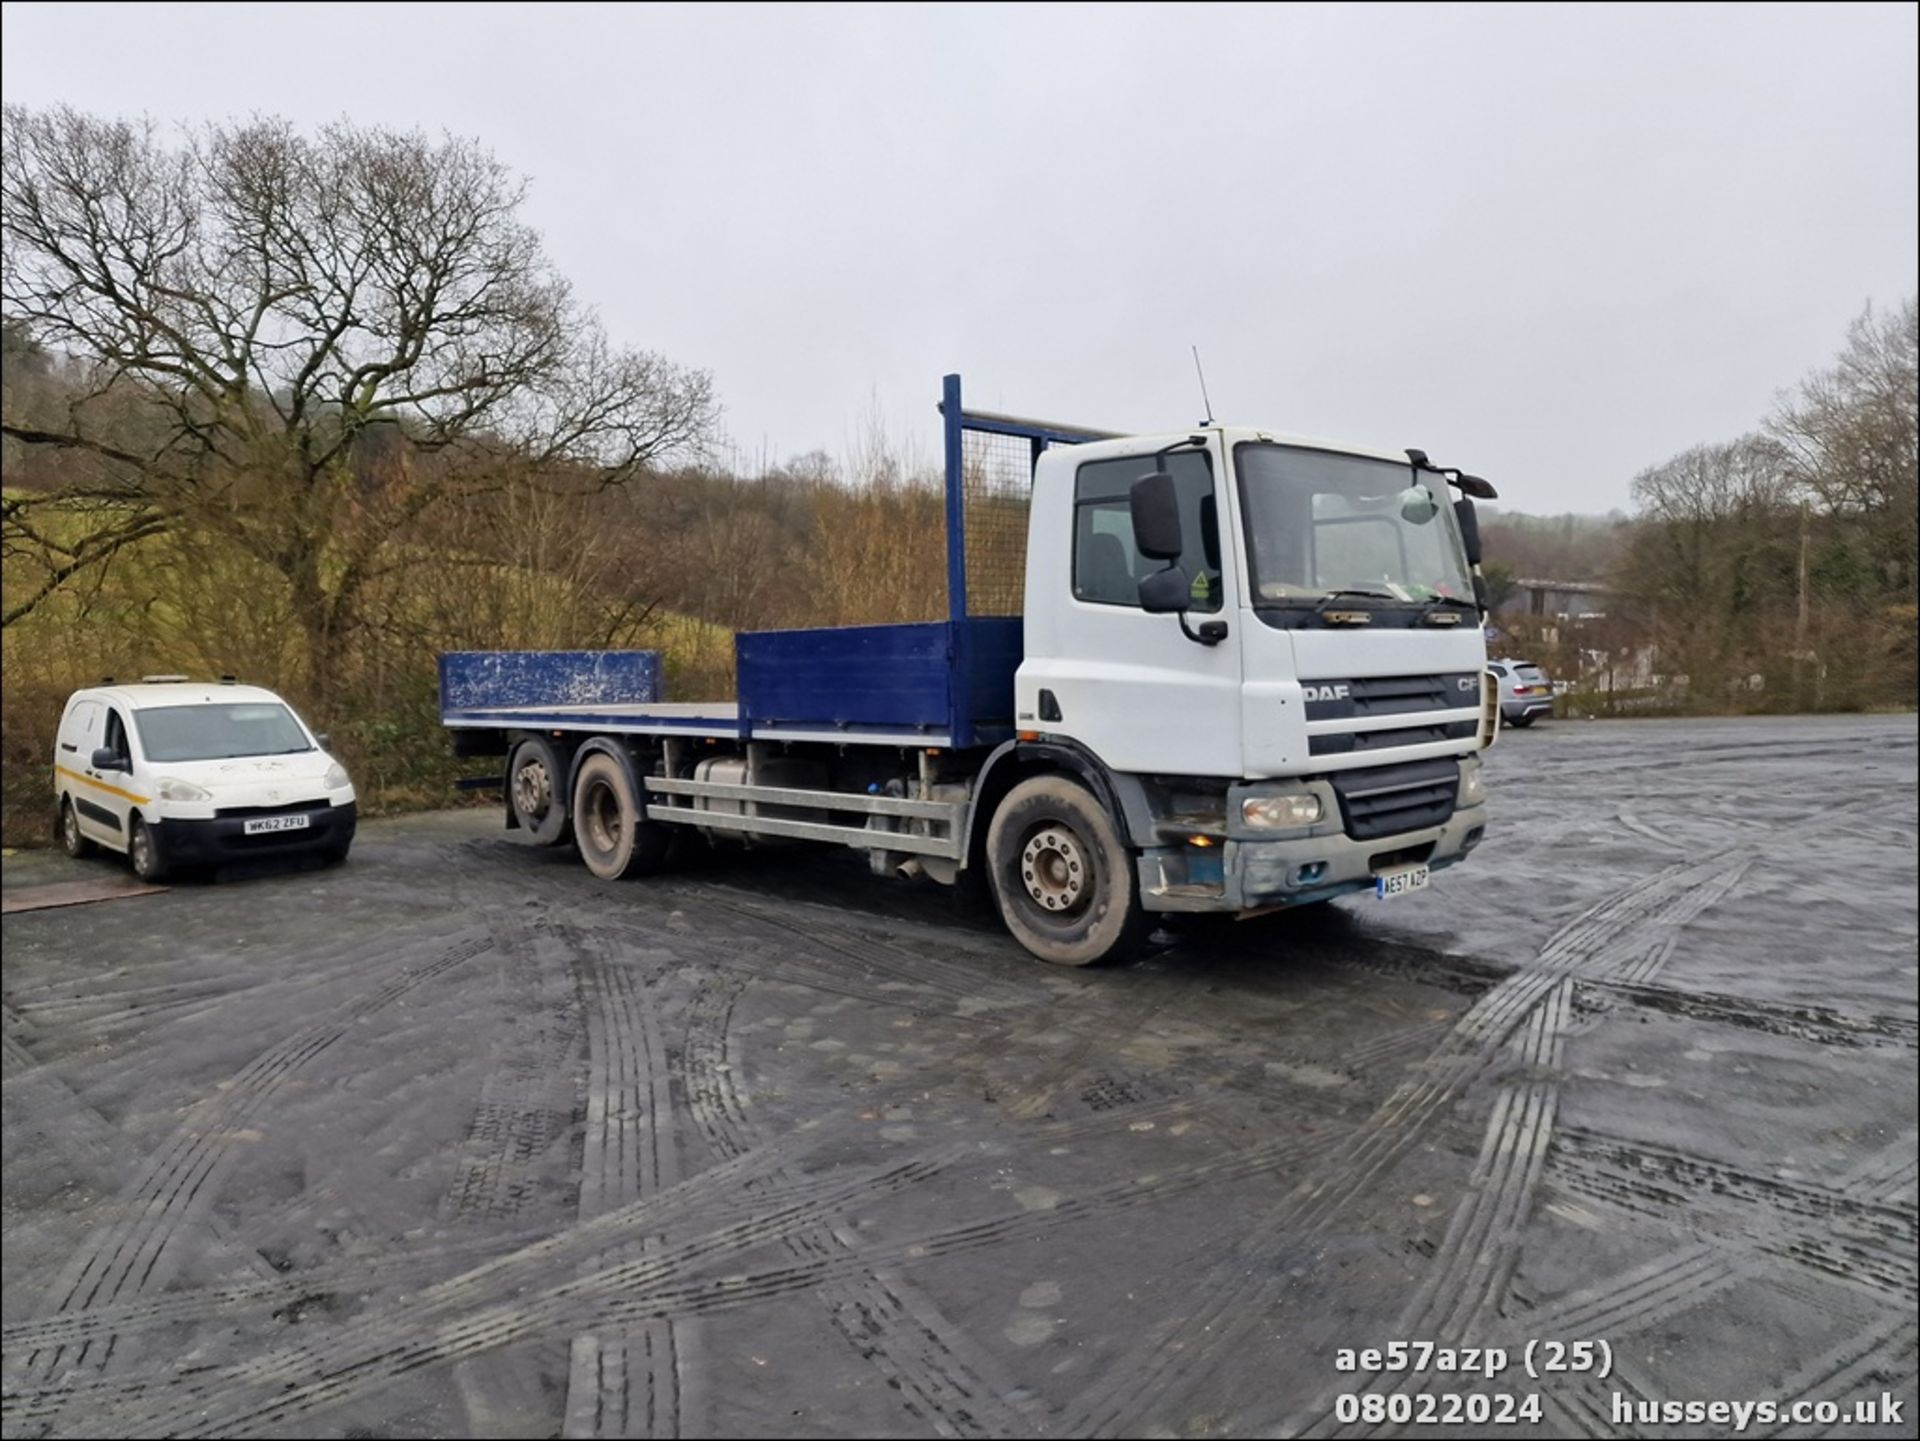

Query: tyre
59;797;98;859
571;751;671;881
985;774;1148;967
508;736;570;845
128;815;168;882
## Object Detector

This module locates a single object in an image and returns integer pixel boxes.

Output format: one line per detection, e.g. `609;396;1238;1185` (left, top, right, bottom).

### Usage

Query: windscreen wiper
1313;586;1397;610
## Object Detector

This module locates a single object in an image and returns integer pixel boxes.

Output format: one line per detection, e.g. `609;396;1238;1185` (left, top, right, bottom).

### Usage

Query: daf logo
1302;684;1350;702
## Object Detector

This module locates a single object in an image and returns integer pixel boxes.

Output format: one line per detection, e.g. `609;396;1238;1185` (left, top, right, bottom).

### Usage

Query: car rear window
1517;666;1548;683
135;703;312;762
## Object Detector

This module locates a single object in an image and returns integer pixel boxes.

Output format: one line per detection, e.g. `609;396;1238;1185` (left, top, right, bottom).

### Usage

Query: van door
77;706;141;847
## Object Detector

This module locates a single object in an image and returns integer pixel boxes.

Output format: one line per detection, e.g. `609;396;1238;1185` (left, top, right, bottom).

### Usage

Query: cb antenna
1191;345;1215;426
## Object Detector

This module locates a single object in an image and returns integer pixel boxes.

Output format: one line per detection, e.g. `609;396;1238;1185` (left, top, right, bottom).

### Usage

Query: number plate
243;813;310;835
1374;864;1430;899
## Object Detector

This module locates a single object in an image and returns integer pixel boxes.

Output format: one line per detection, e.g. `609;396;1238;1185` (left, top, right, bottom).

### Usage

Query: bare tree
1768;297;1918;602
1;106;716;697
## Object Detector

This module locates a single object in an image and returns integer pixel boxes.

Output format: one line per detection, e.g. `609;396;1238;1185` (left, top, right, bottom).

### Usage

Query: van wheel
986;775;1147;966
571;752;670;880
59;798;97;859
129;816;169;882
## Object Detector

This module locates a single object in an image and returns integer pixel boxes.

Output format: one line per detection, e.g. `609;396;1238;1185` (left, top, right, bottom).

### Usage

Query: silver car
1489;659;1554;727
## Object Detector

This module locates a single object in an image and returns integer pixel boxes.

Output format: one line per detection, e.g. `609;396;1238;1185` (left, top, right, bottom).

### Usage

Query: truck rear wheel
986;774;1147;967
508;736;569;845
571;751;670;880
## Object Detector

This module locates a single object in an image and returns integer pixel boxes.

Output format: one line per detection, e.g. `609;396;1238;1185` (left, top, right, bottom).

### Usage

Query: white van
53;678;357;880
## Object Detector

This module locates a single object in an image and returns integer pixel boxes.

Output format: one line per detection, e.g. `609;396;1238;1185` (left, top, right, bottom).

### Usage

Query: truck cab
1015;427;1492;939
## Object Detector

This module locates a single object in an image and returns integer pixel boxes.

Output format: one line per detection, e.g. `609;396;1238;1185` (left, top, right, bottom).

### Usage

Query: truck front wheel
571;751;670;880
986;775;1146;967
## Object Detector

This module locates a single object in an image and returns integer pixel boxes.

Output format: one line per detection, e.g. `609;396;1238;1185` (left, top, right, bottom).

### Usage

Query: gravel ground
2;714;1914;1439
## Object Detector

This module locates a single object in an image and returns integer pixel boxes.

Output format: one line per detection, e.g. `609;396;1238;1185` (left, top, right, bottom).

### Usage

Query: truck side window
1071;451;1221;611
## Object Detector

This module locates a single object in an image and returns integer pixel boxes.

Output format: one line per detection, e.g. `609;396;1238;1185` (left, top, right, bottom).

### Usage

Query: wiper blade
1313;587;1397;610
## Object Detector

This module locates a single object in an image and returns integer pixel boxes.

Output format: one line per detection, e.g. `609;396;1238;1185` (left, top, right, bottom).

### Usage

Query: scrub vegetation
3;104;1913;845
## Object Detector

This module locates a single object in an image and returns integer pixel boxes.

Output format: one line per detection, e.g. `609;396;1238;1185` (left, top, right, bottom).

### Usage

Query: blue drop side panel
439;651;661;718
959;617;1024;744
736;620;1024;740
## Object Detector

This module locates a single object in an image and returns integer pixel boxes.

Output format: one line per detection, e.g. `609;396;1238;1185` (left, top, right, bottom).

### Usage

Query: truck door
1022;444;1243;776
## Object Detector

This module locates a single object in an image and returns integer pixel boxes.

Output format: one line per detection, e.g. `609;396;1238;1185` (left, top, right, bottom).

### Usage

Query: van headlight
1241;793;1323;829
324;762;352;790
1459;760;1486;806
154;777;212;803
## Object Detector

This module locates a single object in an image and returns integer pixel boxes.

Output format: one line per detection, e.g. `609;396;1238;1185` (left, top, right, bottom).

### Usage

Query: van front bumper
154;802;356;866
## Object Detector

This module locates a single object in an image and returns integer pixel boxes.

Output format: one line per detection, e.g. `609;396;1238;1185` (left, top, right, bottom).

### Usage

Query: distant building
1496;577;1613;620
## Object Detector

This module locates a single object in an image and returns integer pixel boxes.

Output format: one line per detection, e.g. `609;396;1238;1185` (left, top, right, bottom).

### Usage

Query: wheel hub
512;757;553;818
1021;825;1089;913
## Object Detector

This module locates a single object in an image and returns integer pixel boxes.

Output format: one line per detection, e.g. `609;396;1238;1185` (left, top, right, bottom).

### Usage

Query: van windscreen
135;703;312;762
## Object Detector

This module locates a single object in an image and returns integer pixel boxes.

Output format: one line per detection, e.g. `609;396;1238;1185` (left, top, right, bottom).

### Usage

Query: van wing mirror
1129;470;1184;560
315;732;331;751
91;746;125;772
1138;566;1190;613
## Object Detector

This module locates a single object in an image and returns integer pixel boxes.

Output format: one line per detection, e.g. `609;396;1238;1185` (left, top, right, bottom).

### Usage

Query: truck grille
1302;672;1481;761
1327;758;1460;841
1301;672;1481;722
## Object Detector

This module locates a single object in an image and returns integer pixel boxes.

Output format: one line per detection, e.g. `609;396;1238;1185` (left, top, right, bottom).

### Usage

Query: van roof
74;682;289;711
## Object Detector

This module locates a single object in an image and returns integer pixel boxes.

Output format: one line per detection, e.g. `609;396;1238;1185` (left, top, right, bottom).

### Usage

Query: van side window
61;700;100;753
1071;451;1221;611
103;708;129;761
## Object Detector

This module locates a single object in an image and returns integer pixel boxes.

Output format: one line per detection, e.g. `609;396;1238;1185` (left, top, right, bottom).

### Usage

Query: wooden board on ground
1;878;168;914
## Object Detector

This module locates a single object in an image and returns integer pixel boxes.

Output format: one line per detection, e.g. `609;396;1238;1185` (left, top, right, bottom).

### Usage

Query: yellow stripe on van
54;765;151;806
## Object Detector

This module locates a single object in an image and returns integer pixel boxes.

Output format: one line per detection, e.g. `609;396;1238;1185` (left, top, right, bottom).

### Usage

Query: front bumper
155;801;357;866
1138;781;1489;913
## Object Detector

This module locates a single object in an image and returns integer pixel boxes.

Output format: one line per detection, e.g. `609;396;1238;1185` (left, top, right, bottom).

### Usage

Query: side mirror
1138;566;1191;613
315;733;331;751
91;747;125;772
1129;470;1184;560
1473;574;1490;611
1455;473;1498;500
1454;498;1483;566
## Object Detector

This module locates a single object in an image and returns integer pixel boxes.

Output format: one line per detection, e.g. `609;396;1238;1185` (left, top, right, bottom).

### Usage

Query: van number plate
244;814;310;835
1374;864;1430;899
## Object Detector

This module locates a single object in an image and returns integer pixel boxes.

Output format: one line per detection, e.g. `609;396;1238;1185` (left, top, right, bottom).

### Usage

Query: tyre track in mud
1315;983;1576;1438
20;1142;956;1437
1481;1133;1920;1437
1076;848;1755;1438
3;927;440;1082
1544;1127;1918;1305
1302;854;1777;1437
679;973;1042;1439
563;924;695;1440
16;1104;1373;1435
14;928;495;1389
434;909;582;1438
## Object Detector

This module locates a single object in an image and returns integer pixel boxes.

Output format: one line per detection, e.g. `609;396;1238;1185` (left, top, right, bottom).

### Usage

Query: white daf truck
441;375;1500;966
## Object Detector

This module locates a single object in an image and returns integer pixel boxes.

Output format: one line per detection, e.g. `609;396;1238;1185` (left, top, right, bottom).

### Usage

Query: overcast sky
3;1;1915;511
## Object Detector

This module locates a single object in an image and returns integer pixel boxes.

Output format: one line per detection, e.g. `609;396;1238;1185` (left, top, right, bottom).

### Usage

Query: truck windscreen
1234;443;1473;606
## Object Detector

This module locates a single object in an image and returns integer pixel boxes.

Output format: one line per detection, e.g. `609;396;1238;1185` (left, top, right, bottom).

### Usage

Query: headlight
1241;793;1323;829
1459;761;1486;806
324;762;352;790
154;777;212;803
